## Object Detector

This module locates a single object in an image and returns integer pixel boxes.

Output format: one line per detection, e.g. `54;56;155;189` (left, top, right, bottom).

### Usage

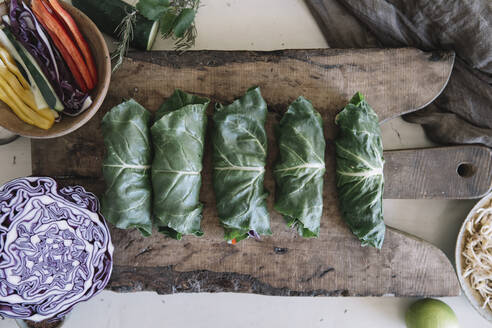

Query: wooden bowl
455;191;492;323
0;1;111;138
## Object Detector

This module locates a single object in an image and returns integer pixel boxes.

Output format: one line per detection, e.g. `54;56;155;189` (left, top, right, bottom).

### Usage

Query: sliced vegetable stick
3;29;64;111
0;67;36;109
0;47;29;89
0;29;51;111
37;107;56;122
0;85;34;125
31;0;93;91
1;69;36;109
31;1;89;92
48;31;88;92
0;75;35;119
0;60;36;109
0;75;54;129
47;0;97;85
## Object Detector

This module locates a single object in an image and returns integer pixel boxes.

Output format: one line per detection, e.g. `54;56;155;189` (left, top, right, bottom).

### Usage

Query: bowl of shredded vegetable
456;191;492;322
0;0;110;138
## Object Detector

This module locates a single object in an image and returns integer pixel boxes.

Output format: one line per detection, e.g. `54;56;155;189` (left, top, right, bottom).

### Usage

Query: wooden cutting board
32;48;491;297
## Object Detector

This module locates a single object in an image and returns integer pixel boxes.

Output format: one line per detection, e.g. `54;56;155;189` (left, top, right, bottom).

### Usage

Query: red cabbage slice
8;0;90;115
0;177;113;322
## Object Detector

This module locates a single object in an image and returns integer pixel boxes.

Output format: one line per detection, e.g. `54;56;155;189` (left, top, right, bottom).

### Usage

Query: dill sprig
111;10;137;73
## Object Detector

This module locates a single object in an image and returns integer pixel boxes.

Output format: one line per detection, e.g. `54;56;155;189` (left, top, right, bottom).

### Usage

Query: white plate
455;191;492;322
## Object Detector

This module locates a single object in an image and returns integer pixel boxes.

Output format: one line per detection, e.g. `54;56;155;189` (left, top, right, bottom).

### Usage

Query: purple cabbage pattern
0;177;113;322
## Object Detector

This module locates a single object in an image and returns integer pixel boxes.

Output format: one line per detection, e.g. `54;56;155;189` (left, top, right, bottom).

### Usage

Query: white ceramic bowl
455;191;492;322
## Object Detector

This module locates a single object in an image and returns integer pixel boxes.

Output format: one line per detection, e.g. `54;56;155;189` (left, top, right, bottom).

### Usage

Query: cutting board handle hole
457;162;476;178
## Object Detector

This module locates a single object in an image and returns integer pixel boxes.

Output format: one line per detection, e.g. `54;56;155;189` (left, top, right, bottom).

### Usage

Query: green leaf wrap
101;99;153;236
151;90;209;239
334;92;385;249
212;87;271;242
274;97;326;237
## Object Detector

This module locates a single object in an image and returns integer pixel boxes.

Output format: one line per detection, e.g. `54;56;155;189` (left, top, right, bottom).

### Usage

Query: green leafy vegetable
151;90;209;240
136;0;170;21
334;92;385;249
137;0;199;50
101;99;153;236
212;87;271;242
159;11;178;35
172;8;196;38
274;97;326;237
99;0;199;72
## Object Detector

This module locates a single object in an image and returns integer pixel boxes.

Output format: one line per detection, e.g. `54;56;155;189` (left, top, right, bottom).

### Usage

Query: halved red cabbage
8;0;90;115
0;177;113;322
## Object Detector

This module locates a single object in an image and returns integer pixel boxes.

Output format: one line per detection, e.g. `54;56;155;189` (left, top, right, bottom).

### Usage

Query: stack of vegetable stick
0;0;97;130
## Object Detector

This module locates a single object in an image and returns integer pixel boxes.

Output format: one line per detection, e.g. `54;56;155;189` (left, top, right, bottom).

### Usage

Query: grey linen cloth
305;0;492;147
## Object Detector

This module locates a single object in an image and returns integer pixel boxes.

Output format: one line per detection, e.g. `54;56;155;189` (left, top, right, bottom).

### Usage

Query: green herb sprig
112;11;137;73
137;0;200;48
155;0;200;51
112;0;199;72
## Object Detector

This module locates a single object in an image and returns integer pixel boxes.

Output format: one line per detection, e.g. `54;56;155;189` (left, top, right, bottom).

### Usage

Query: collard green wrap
274;97;326;237
151;90;209;239
334;92;385;248
212;87;271;242
101;99;153;236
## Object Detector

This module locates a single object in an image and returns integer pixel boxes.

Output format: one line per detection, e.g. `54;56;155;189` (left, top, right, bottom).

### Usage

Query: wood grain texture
384;146;492;199
32;48;460;296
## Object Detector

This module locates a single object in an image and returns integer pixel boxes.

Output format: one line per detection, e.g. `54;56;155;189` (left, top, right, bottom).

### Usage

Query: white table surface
0;0;490;327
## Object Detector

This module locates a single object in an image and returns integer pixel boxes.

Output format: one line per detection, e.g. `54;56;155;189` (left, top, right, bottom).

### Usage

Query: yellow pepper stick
0;48;53;122
0;59;36;109
0;46;54;128
0;77;36;125
35;107;55;123
0;48;54;122
0;86;34;125
0;46;30;89
0;75;54;129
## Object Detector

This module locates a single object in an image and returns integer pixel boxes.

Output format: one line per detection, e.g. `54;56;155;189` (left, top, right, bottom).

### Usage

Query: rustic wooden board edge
108;265;352;296
126;48;455;123
106;228;460;297
381;50;455;122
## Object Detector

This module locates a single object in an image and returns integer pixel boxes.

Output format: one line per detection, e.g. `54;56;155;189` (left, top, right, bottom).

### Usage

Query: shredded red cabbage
248;230;260;241
8;0;89;115
0;177;113;322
